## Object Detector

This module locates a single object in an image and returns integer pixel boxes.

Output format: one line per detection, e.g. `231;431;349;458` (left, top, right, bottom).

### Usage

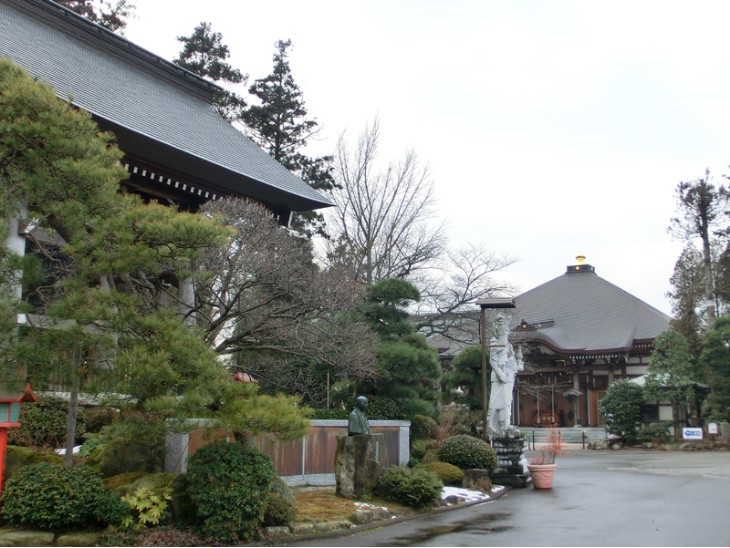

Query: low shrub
269;475;294;503
84;406;118;434
375;466;442;509
420;448;440;464
77;433;106;458
121;486;172;530
419;461;464;485
168;474;197;527
110;471;177;498
2;462;129;531
5;445;62;484
364;397;401;420
410;438;429;459
86;414;165;477
262;492;296;527
185;440;276;543
309;408;349;420
410;414;439;440
639;422;671;444
8;397;85;448
438;435;497;474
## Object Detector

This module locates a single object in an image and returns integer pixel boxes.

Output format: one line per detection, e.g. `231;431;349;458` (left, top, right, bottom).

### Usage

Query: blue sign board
682;427;703;440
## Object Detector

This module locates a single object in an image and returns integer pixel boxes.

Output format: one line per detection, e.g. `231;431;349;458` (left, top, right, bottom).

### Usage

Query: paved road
288;450;730;547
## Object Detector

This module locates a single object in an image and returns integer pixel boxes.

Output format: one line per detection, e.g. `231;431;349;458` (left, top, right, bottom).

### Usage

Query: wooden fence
165;419;411;486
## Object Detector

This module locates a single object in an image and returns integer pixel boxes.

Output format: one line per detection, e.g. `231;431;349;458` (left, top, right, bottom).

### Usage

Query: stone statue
488;314;524;437
348;396;371;436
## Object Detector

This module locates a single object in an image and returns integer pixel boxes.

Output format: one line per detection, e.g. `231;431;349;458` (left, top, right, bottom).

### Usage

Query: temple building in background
426;256;671;428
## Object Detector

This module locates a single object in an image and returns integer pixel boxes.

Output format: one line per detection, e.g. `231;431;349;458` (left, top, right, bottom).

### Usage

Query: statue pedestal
335;433;388;499
491;430;531;488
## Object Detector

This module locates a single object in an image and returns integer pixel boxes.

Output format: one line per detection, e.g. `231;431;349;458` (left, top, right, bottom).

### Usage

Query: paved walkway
285;449;730;547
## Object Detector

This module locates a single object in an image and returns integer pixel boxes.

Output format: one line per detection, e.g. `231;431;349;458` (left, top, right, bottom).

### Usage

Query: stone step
522;427;607;445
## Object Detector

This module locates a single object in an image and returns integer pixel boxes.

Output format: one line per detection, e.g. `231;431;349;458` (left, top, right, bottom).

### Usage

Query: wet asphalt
284;449;730;547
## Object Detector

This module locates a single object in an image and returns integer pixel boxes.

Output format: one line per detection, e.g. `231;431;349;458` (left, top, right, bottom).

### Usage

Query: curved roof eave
0;0;334;212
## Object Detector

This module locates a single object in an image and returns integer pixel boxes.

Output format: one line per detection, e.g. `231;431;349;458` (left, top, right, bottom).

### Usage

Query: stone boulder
335;434;388;499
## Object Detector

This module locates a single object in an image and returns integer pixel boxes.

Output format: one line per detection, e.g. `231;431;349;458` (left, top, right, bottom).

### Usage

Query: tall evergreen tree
242;39;336;238
668;245;705;353
645;330;699;440
357;279;441;418
0;59;311;451
174;22;248;122
669;169;730;322
700;316;730;422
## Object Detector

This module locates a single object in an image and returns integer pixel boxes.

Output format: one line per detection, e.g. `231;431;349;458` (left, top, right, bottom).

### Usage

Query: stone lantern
0;383;37;493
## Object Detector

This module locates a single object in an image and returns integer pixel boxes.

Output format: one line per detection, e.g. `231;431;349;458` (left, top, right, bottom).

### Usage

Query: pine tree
0;59;310;450
174;22;248;121
357;279;442;418
242;39;336;238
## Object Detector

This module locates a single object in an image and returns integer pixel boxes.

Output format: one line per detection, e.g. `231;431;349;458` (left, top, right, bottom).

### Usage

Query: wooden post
0;428;8;494
480;306;488;441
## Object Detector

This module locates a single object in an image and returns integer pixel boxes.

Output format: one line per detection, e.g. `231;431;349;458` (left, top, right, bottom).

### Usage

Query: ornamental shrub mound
375;466;442;509
419;461;464;485
185;441;275;543
262;492;296;527
438;435;497;473
599;379;644;445
410;414;439;440
1;462;129;532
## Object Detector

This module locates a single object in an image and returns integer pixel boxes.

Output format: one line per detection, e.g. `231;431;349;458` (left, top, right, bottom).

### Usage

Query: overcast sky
123;1;730;316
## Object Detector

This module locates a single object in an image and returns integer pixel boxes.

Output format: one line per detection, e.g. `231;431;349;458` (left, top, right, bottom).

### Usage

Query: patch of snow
54;445;82;455
354;502;389;512
440;485;503;504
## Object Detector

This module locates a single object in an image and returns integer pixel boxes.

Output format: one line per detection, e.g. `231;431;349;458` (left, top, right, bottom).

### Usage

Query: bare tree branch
327;118;447;284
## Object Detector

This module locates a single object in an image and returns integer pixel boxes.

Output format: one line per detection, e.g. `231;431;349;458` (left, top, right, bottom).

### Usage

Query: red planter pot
527;463;557;489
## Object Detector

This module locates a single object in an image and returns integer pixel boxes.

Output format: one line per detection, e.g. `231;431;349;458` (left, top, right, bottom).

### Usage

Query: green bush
421;448;440;464
438;435;497;473
269;475;294;503
84;406;118;434
410;438;429;460
8;397;85;448
419;461;464;485
375;466;442;509
1;462;129;531
185;441;276;543
639;422;671;444
168;474;197;527
5;445;62;484
86;414;165;476
599;379;644;445
262;492;296;527
365;397;401;420
121;486;172;530
309;407;349;420
77;433;106;458
410;414;439;440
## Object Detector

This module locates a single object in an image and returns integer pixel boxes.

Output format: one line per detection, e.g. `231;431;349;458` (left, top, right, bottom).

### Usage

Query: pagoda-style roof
510;259;671;359
0;0;334;215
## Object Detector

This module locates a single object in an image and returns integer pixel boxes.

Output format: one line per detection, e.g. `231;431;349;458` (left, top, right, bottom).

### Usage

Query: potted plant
527;428;564;489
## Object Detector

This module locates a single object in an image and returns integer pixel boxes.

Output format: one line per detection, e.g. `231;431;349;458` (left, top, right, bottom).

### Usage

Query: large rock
335;434;388;499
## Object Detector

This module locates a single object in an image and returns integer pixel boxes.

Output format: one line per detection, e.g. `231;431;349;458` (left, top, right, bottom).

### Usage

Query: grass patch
292;487;414;524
